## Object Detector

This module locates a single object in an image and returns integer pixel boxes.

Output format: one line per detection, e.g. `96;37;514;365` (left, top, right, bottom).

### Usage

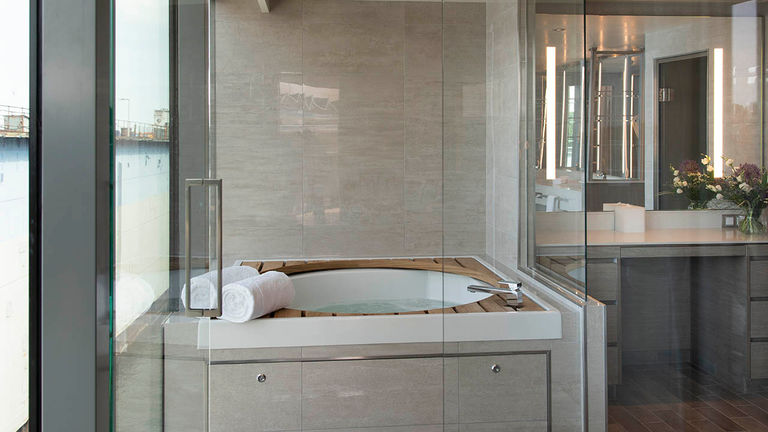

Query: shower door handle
184;178;223;318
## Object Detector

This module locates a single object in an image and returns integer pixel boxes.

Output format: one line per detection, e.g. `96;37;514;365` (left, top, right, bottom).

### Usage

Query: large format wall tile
215;0;486;260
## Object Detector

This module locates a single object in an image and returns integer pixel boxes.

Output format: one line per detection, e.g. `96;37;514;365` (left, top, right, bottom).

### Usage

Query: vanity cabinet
561;243;768;392
586;247;621;385
208;353;549;432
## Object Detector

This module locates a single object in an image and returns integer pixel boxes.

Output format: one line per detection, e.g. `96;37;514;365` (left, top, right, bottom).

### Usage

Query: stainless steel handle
185;178;223;317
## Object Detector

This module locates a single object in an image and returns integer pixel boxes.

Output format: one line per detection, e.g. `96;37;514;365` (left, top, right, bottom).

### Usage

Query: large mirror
527;1;766;291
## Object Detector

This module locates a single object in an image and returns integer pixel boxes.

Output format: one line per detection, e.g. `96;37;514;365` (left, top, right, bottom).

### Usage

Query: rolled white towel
220;271;295;323
181;265;260;309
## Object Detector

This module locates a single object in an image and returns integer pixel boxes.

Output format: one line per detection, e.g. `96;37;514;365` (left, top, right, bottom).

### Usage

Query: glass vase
739;205;766;235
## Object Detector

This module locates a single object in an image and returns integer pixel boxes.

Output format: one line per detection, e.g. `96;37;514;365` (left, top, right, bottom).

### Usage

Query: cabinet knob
257;373;267;383
491;364;501;373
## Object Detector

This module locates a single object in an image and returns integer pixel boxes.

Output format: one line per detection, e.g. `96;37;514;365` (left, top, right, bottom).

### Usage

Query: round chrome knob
257;373;267;383
491;364;501;373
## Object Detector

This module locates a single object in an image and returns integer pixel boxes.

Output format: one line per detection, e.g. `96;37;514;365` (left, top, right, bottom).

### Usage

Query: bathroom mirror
526;3;767;292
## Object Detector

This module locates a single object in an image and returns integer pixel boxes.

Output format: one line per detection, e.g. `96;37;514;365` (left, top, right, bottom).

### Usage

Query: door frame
653;51;708;209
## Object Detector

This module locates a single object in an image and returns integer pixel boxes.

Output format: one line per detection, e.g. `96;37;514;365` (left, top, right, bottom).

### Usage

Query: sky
0;0;30;109
0;0;169;124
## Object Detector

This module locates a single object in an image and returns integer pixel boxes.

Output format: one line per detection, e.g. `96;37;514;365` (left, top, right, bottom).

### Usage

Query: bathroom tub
203;263;562;349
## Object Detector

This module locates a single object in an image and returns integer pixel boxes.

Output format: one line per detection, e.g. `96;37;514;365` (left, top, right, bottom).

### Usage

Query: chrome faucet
467;281;524;308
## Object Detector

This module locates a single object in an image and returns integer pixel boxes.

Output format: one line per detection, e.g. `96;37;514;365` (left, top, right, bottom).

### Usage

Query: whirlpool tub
203;258;562;349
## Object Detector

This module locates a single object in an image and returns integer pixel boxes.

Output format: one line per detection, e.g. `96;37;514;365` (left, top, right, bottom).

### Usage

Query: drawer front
607;304;619;344
752;261;768;298
587;261;619;302
752;342;768;379
210;362;301;432
752;301;768;338
607;346;620;385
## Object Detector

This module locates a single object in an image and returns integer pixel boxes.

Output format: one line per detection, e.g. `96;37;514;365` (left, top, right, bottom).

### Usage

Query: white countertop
537;228;768;247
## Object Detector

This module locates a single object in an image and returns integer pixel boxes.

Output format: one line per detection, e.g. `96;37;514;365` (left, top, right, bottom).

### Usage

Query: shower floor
239;257;544;318
609;363;768;431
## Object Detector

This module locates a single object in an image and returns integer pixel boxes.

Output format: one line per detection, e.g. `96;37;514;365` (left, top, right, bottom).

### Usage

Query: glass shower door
111;0;214;431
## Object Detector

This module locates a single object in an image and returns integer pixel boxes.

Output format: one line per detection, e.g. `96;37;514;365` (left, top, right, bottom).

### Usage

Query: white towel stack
181;265;260;309
220;272;295;323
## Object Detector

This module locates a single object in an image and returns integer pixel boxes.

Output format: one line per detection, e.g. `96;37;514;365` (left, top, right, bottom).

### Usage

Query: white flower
707;185;718;192
726;158;734;167
676;188;684;194
716;184;722;191
682;181;688;187
673;170;680;176
702;156;711;165
737;175;744;183
716;193;724;200
740;183;753;193
707;165;714;172
673;176;680;183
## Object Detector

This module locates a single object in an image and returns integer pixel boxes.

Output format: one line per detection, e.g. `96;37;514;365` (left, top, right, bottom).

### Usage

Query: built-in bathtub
200;259;563;349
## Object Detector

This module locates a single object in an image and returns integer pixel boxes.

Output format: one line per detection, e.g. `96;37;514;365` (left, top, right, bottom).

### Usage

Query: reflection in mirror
526;3;766;294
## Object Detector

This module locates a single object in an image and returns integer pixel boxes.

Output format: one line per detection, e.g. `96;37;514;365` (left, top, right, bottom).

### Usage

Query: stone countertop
536;228;768;247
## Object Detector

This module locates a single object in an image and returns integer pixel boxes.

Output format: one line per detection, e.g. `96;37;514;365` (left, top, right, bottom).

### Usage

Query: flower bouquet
718;159;768;234
669;156;717;209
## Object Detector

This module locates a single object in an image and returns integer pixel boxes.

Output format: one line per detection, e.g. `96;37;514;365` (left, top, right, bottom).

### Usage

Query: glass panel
0;1;30;430
583;1;767;425
524;0;588;296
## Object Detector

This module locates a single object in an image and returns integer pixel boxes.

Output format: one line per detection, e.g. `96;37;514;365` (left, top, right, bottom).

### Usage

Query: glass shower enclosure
110;0;589;431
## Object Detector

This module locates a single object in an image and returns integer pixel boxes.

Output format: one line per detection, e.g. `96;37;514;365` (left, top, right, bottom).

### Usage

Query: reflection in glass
0;0;29;429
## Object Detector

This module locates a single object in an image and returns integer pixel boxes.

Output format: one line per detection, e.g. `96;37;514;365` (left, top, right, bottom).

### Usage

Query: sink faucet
467;281;524;308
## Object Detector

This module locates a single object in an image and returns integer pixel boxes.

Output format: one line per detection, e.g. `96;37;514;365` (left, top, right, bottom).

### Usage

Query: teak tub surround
239;257;544;318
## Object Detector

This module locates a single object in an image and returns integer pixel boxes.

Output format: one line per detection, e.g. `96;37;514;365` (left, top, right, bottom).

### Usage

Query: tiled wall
485;0;520;270
215;0;486;262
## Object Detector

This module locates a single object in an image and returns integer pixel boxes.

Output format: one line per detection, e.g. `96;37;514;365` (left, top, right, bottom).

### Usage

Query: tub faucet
467;281;524;308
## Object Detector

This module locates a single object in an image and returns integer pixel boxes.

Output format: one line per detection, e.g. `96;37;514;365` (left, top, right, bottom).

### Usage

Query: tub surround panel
210;363;302;432
215;0;487;262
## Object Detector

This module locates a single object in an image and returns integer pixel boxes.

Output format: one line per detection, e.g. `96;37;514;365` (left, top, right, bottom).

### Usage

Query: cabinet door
452;354;549;430
210;363;301;432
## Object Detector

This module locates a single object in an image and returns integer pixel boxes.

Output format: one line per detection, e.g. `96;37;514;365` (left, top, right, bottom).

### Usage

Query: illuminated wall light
713;48;724;177
622;56;629;178
579;65;585;169
546;46;557;180
596;61;603;172
559;69;567;166
629;73;635;179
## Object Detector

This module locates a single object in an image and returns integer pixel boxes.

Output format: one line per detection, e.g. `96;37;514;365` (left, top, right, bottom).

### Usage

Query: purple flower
678;160;700;174
734;163;762;185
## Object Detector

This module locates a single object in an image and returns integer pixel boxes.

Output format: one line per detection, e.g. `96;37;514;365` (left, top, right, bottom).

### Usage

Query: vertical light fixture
596;61;603;172
713;48;724;177
629;73;635;178
579;64;585;169
546;46;557;180
559;69;567;166
622;56;629;178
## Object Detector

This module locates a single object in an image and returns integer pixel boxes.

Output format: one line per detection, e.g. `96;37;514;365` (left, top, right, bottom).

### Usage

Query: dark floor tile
705;400;749;418
653;409;699;431
688;419;728;432
644;421;678;432
610;406;654;432
695;406;746;431
733;417;768;432
738;405;768;428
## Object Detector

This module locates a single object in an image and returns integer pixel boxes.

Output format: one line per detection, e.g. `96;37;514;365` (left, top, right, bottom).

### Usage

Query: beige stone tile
301;358;443;429
210;363;302;432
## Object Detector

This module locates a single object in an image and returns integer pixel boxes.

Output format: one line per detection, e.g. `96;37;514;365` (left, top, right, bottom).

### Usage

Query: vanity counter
537;228;768;247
